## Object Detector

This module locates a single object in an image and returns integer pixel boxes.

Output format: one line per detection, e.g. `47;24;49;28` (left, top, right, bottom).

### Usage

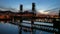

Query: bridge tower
53;10;60;34
31;2;36;27
58;10;60;34
31;2;36;34
19;4;23;34
19;4;23;22
32;3;36;13
20;4;23;12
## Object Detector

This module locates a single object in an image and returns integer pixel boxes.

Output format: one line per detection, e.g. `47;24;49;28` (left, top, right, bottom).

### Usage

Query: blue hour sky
0;0;60;11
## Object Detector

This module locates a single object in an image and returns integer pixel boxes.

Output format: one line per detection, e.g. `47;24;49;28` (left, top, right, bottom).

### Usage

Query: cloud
45;7;60;15
0;6;18;12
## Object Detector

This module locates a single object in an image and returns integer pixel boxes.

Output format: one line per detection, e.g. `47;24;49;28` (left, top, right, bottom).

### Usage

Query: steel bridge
0;2;60;34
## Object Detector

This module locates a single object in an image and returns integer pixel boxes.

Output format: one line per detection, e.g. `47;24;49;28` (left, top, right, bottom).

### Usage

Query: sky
0;0;60;14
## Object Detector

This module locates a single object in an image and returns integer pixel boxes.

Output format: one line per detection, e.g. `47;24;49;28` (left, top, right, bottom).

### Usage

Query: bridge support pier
30;2;36;34
19;4;23;34
19;18;23;34
31;20;36;34
53;18;60;34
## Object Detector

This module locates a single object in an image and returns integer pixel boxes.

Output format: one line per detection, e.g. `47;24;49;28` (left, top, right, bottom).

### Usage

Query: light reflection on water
23;20;53;26
0;22;54;34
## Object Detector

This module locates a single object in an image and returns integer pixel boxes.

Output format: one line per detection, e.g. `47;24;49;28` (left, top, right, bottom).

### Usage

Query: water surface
0;22;54;34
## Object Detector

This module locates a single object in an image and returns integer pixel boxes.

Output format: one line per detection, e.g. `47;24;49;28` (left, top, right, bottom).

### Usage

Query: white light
38;10;49;14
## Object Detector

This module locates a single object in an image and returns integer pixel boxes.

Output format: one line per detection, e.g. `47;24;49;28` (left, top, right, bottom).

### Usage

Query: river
0;21;54;34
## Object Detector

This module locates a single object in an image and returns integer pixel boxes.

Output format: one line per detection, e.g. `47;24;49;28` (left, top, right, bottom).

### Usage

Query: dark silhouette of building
32;3;35;12
20;4;23;12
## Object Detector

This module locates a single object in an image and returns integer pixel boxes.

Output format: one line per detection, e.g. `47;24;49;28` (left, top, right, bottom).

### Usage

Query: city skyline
0;0;60;15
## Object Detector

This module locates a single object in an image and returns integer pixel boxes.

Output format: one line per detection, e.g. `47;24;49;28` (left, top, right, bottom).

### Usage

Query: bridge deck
9;20;58;33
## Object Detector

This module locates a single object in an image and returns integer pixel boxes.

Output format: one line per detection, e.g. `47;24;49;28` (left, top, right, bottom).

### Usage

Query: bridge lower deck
9;20;58;33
